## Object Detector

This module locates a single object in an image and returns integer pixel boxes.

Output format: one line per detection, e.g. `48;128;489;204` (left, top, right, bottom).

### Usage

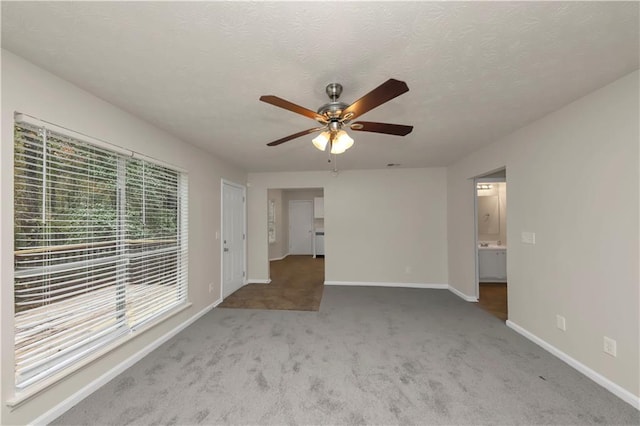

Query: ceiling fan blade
266;127;324;146
341;79;409;120
350;121;413;136
260;95;325;122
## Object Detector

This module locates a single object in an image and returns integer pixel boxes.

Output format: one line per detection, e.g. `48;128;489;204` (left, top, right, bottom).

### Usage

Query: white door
222;181;245;298
289;200;313;255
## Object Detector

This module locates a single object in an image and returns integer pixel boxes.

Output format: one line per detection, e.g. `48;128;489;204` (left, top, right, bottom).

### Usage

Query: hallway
477;283;508;321
218;255;324;311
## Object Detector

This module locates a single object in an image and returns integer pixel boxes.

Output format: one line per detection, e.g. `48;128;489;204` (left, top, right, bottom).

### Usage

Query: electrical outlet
208;282;214;293
604;337;617;357
556;315;566;331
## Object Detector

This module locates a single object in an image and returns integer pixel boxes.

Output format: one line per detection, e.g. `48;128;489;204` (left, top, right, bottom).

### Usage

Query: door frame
288;199;314;255
220;179;247;300
473;175;507;300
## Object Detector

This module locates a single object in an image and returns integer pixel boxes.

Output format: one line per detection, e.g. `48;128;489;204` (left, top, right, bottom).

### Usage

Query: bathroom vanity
478;246;507;282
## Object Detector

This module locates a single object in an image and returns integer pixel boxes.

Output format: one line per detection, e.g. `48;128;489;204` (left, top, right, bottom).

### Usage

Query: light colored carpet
53;286;639;425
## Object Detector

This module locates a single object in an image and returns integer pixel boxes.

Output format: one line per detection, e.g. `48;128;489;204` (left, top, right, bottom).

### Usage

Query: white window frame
12;113;189;398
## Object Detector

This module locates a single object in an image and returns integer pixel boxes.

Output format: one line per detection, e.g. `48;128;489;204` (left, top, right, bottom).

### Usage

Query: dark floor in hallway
478;282;508;321
218;255;324;311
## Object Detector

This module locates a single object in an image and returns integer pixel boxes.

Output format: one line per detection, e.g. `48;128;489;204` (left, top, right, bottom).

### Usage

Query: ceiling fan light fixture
261;79;412;155
330;130;354;154
312;131;330;151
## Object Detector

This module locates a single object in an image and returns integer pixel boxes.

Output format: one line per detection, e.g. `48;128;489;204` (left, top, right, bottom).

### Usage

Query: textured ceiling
2;2;638;172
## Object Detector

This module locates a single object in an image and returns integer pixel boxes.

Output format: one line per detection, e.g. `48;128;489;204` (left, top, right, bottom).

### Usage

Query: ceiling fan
259;78;413;154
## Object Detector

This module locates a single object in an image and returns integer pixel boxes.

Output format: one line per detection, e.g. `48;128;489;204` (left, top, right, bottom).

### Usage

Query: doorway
474;171;508;321
266;188;325;300
221;180;246;299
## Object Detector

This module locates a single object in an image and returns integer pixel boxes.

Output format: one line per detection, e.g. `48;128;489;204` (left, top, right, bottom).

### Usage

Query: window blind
14;120;188;390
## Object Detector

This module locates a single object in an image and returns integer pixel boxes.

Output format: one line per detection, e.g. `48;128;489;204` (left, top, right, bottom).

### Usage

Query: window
13;116;188;390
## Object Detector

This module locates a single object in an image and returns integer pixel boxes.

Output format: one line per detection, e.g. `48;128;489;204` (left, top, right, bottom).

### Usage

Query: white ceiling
2;2;638;172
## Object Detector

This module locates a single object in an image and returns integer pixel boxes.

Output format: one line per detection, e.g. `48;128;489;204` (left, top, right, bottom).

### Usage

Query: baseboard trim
448;286;478;302
269;253;289;261
31;301;220;426
323;281;479;303
506;320;640;410
324;281;448;289
246;278;271;284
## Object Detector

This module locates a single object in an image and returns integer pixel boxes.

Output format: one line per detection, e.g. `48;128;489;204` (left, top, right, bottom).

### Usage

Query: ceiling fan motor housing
317;83;351;123
317;102;348;121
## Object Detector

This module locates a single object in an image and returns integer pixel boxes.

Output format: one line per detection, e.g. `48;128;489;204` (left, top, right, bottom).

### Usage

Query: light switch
521;231;536;244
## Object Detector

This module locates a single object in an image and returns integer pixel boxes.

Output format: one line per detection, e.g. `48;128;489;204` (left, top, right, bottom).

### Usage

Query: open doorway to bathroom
475;170;507;321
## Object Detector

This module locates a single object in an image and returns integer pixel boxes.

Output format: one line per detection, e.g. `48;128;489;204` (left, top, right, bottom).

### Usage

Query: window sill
6;301;192;408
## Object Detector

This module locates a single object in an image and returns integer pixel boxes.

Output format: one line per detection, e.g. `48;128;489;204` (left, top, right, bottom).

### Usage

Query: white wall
247;168;448;285
447;71;639;401
1;50;246;425
497;182;507;245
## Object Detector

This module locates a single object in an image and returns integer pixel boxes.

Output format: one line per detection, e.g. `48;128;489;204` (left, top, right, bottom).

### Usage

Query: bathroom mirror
477;195;500;235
